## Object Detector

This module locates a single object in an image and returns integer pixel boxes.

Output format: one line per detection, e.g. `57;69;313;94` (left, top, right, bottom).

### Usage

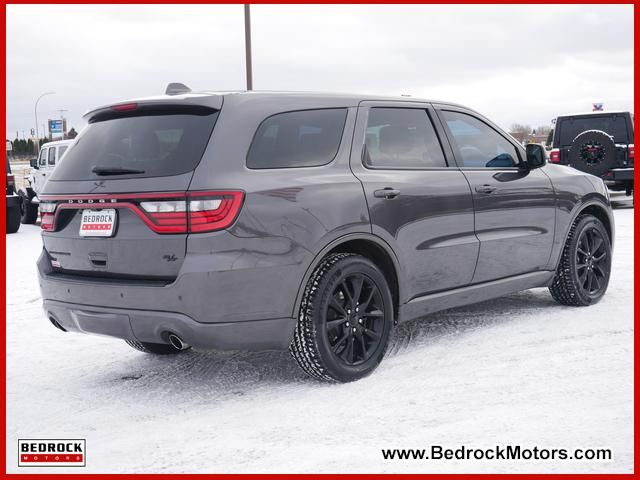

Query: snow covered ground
6;197;634;473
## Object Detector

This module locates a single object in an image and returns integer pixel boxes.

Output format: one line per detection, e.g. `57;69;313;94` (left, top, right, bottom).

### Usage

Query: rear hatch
40;99;227;281
554;113;633;166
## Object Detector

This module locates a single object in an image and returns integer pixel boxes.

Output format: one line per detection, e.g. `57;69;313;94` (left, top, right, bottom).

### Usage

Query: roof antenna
165;83;192;95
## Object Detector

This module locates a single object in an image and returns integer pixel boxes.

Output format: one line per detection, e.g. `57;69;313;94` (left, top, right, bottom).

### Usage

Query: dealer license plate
79;209;117;237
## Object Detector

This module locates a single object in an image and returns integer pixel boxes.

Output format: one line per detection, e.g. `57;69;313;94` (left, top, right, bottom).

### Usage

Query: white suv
19;139;74;224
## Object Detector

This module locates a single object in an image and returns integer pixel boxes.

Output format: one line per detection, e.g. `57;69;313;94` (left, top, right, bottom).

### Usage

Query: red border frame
2;2;637;477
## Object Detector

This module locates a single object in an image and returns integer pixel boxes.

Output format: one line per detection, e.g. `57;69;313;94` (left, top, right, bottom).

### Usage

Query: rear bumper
43;299;296;350
37;243;304;350
606;168;634;182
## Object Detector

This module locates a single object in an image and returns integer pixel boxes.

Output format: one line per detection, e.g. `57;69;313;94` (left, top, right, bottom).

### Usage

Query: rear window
50;107;219;181
247;108;347;169
555;114;631;146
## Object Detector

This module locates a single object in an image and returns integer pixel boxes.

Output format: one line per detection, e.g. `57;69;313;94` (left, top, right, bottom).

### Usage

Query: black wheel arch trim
291;232;403;320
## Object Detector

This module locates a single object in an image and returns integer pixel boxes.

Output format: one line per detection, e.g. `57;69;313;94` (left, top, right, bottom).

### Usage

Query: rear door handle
475;185;497;194
374;188;401;199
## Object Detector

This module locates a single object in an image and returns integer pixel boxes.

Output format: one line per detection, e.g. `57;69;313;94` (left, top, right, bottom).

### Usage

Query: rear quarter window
247;108;347;169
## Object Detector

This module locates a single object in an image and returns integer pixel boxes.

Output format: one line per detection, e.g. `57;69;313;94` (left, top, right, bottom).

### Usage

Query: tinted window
48;147;56;166
50;109;218;181
247;109;347;169
38;148;47;167
364;108;446;169
442;111;519;168
556;114;630;146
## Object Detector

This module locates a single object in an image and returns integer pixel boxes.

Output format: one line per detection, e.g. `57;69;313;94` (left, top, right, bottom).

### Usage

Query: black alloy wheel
290;253;393;382
579;141;605;167
325;273;385;366
550;214;611;306
575;224;609;297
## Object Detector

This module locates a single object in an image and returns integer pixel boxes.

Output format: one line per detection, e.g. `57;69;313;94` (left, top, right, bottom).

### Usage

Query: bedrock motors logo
18;439;86;467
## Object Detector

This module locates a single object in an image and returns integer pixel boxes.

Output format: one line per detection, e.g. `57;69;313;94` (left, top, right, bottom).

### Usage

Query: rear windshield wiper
91;166;145;176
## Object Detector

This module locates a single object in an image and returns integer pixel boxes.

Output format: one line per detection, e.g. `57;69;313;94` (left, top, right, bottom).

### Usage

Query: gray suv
38;88;614;382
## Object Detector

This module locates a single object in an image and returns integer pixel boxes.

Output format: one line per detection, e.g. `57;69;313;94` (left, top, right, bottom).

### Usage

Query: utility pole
35;91;55;153
244;4;253;91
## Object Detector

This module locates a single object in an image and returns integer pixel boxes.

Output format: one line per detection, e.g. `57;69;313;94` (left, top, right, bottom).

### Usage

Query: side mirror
525;144;546;170
30;158;39;169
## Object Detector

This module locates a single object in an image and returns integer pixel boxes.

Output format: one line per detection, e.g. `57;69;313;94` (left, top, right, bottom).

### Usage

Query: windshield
555;114;631;147
50;108;219;181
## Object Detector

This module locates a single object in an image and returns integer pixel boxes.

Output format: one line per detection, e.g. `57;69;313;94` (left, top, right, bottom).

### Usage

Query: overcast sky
6;4;634;139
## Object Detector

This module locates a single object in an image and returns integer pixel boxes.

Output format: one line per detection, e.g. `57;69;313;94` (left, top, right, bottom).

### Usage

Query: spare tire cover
568;129;616;176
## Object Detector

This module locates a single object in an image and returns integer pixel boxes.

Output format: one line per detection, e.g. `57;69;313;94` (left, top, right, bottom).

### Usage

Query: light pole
35;91;55;153
244;4;253;90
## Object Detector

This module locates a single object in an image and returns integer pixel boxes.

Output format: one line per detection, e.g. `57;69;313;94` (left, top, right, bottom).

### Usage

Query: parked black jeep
6;158;21;233
549;111;634;195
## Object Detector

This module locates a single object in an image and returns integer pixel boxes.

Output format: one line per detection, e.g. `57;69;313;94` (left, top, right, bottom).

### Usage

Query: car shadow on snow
387;288;558;356
92;289;559;397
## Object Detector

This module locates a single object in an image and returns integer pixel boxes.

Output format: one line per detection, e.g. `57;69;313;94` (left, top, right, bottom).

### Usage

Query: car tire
6;205;21;234
568;130;617;176
19;191;39;224
290;253;393;382
125;339;191;355
549;214;612;306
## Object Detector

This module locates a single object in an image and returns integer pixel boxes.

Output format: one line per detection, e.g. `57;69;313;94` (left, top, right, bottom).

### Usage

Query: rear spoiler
83;94;223;122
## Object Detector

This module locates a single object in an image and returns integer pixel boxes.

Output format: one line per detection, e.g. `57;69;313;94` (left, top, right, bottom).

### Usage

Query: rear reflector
629;144;634;160
39;191;244;234
549;149;561;163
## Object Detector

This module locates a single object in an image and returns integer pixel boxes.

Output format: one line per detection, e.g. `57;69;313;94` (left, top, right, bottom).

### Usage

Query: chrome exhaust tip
49;315;67;332
167;333;187;350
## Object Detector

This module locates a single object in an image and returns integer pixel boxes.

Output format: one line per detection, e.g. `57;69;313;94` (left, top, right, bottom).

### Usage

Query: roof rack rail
165;82;192;96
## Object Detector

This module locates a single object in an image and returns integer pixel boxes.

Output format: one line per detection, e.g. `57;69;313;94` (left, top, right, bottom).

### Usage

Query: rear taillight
629;144;634;160
6;174;15;188
139;200;188;233
549;149;561;163
39;202;57;213
39;202;57;231
39;191;244;234
187;191;244;233
41;213;55;231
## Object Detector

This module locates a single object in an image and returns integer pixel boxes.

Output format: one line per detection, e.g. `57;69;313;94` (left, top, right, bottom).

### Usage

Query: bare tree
509;123;532;143
536;126;552;136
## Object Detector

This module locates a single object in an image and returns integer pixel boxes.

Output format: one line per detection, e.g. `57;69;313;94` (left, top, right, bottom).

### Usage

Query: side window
441;111;519;168
58;145;68;159
364;108;446;169
48;146;57;166
247;109;347;169
38;148;48;167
